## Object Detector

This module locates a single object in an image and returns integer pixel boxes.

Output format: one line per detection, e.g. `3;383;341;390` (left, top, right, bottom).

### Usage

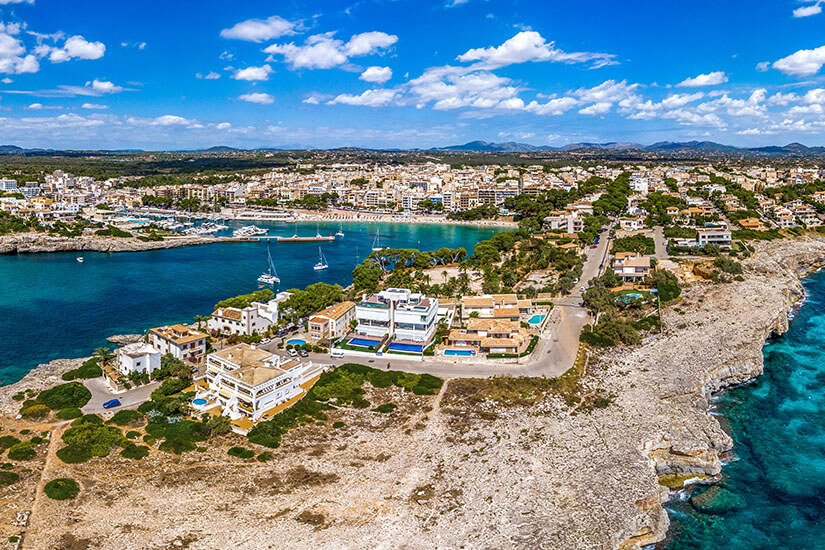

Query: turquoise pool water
387;342;424;353
192;398;207;406
662;269;825;548
349;337;380;348
0;220;502;385
444;349;476;357
286;339;306;346
527;314;546;325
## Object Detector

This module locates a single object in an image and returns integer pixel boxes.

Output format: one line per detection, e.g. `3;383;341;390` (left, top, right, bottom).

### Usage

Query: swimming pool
528;314;547;325
287;338;307;346
387;342;424;353
192;398;207;406
444;349;477;357
349;337;380;348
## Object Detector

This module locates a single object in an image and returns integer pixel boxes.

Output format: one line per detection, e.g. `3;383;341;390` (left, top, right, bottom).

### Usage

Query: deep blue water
0;220;500;385
662;269;825;548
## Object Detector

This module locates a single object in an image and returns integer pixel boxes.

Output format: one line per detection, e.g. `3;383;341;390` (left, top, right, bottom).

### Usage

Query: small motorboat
76;257;84;263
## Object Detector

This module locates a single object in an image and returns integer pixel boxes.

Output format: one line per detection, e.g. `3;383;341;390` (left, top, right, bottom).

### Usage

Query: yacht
257;244;280;285
76;256;84;263
313;247;329;271
233;225;268;238
335;224;344;238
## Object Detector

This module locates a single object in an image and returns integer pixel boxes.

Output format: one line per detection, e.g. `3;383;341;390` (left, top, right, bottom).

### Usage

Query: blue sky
2;0;825;149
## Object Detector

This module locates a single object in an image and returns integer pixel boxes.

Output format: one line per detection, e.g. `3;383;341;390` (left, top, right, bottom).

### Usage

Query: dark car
298;349;309;357
102;399;121;409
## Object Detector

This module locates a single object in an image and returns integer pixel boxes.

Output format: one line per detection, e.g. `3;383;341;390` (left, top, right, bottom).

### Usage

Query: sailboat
335;224;344;238
313;247;329;271
257;244;280;285
371;229;385;252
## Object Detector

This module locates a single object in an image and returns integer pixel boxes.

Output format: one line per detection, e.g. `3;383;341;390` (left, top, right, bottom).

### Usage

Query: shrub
58;422;126;463
227;446;254;459
332;421;345;429
72;414;103;426
372;403;397;414
0;471;20;486
37;382;91;410
44;478;80;500
20;404;50;419
61;358;102;381
56;408;83;420
108;410;143;426
714;256;743;275
256;451;273;462
125;430;141;440
7;441;36;461
0;435;20;450
120;444;149;460
145;419;209;454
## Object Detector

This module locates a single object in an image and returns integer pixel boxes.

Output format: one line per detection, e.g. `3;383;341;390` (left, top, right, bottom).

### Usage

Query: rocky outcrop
0;357;87;416
107;334;144;346
0;232;222;254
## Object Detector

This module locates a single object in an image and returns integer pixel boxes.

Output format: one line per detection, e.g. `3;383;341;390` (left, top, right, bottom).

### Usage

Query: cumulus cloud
47;35;106;63
81;103;107;109
456;31;616;69
216;122;231;129
579;102;612;115
233;64;273;81
359;65;392;83
524;96;578;115
238;92;274;104
220;15;297;42
26;102;42;109
87;79;123;93
794;1;823;17
264;31;397;70
0;23;39;74
302;96;320;104
196;71;221;80
676;71;728;87
756;61;770;72
328;88;397;107
772;45;825;76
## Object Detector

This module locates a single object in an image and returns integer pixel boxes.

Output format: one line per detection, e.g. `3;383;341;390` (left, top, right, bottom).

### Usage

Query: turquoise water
0;220;500;385
662;269;825;549
286;339;306;346
527;313;546;325
444;349;476;357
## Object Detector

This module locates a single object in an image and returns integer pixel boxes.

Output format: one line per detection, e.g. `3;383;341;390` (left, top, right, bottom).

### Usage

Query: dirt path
23;423;66;549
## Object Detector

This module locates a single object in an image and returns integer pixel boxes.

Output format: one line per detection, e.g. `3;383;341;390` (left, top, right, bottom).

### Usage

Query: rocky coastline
0;232;223;254
2;237;824;549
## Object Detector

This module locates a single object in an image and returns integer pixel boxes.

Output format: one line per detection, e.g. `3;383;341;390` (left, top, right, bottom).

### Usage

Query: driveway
652;226;668;258
82;377;161;415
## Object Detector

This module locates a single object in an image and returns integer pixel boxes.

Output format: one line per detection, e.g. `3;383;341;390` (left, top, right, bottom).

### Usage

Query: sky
3;0;825;150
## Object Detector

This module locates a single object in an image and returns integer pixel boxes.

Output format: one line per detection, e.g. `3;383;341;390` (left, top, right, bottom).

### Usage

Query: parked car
330;349;345;358
590;244;598;249
260;338;271;345
102;399;121;409
298;349;308;357
287;349;298;357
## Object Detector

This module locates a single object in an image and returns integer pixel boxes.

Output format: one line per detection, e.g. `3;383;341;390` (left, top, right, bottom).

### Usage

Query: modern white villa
201;343;312;422
354;288;439;343
207;299;279;336
116;342;161;376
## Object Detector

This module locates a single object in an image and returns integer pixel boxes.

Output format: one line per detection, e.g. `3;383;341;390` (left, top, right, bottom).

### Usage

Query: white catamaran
371;229;385;251
313;247;329;271
335;224;344;237
257;244;280;285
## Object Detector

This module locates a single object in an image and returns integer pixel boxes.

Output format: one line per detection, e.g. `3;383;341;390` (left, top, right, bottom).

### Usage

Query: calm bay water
662;269;825;548
0;220;500;385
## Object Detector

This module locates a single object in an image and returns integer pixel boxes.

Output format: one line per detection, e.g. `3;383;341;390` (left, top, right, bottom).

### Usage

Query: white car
330;349;345;358
287;349;298;357
260;338;271;345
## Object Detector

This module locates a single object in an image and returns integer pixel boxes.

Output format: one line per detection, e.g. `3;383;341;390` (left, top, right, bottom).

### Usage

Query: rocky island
1;237;823;549
0;232;225;255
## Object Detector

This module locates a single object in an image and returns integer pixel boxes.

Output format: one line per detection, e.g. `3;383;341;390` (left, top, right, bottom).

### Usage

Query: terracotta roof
315;300;356;322
493;306;520;318
150;324;207;345
212;307;242;321
462;296;494;307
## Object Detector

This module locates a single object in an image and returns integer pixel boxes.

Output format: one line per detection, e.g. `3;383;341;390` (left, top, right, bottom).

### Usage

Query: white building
355;288;439;343
612;252;653;282
149;324;207;363
207;300;279;336
0;179;17;192
116;342;161;376
204;343;309;421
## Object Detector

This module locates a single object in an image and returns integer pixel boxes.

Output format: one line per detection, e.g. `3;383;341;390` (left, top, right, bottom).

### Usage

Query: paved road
82;378;160;415
652;225;669;258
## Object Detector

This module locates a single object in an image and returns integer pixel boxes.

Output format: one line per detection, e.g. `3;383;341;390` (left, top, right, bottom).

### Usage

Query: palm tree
94;346;113;367
195;315;204;330
442;270;448;283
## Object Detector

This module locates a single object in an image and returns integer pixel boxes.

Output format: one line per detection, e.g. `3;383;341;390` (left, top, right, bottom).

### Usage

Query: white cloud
81;103;107;109
238;92;274;104
737;128;772;135
151;115;193;126
524;96;578;115
756;61;770;72
773;45;825;76
220;15;297;42
196;71;221;80
85;79;123;94
768;91;799;105
47;35;105;63
302;96;320;104
26;102;42;109
360;65;392;83
794;2;823;17
676;71;728;87
328;89;397;107
233;65;273;81
579;102;612;115
216;122;231;129
456;31;616;69
1;77;12;83
0;0;34;4
0;25;39;74
265;31;397;70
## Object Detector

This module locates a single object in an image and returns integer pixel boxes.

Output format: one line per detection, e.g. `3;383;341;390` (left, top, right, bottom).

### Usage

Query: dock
274;235;335;243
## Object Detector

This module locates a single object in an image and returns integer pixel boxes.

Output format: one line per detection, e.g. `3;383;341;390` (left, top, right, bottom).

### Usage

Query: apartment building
355;288;439;343
697;228;732;248
207;300;279;336
149;324;207;363
543;211;584;233
446;318;525;355
205;343;308;421
308;301;356;341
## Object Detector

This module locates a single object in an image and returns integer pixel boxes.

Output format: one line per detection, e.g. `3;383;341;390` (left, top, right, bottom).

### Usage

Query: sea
661;268;825;548
0;220;501;386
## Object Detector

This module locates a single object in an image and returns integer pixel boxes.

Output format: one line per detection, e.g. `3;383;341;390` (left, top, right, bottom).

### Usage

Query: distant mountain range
3;140;825;157
435;140;825;156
